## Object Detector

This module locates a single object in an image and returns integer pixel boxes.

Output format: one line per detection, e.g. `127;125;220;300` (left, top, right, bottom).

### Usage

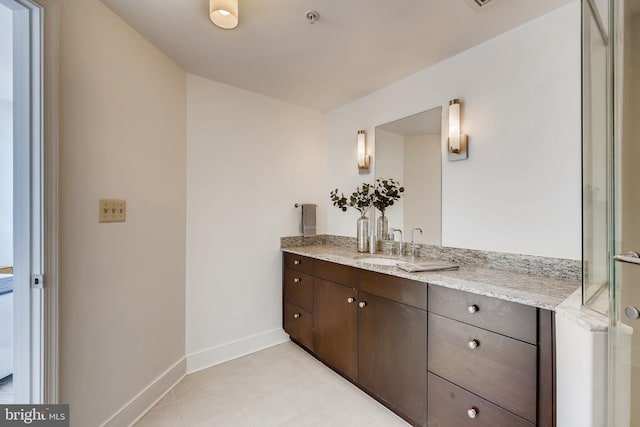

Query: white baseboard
100;356;187;427
187;328;290;374
99;329;288;426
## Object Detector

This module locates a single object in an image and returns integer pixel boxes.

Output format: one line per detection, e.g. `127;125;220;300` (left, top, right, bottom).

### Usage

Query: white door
0;0;44;405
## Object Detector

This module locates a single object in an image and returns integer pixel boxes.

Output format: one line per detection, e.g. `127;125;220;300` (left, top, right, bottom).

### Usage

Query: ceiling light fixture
210;0;238;29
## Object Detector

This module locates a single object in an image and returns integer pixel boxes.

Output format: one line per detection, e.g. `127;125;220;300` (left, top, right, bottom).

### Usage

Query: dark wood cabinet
428;284;537;344
314;278;358;380
315;259;358;287
358;291;427;426
283;252;314;275
427;285;556;427
283;301;314;350
283;269;314;313
428;372;534;427
428;312;537;423
359;269;427;310
282;254;315;351
281;252;556;427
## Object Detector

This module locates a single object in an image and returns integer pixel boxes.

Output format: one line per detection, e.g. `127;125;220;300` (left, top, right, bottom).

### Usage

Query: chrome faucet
391;228;403;256
410;227;423;258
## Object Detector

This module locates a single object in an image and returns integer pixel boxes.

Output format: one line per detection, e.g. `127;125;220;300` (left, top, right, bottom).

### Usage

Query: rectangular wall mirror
375;106;442;245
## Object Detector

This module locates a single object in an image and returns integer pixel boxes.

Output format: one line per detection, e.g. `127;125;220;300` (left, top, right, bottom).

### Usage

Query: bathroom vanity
282;242;578;427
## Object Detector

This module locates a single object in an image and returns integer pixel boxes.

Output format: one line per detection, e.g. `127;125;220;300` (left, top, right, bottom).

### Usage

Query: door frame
38;0;59;404
2;0;59;404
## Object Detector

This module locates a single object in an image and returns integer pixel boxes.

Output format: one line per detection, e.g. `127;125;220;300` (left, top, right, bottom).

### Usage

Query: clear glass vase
376;213;389;242
357;214;370;253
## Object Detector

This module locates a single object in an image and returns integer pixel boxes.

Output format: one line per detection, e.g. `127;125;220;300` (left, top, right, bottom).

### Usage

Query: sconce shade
357;130;370;172
210;0;239;29
448;99;468;161
449;99;461;152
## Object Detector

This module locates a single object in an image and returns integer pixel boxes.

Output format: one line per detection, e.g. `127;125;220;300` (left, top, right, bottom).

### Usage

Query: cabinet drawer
359;270;427;310
428;313;537;423
284;269;314;312
428;373;534;427
284;301;313;351
315;259;357;287
428;285;537;344
283;252;314;275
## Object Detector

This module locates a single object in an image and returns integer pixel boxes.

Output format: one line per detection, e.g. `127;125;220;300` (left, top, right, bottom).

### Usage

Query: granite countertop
282;244;580;311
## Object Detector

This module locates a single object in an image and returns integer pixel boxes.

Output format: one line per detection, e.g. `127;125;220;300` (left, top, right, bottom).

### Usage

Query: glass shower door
582;0;611;313
609;0;640;425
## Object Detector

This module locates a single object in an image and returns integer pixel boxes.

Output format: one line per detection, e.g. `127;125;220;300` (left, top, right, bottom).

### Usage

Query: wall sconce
210;0;239;29
357;130;370;173
448;99;468;161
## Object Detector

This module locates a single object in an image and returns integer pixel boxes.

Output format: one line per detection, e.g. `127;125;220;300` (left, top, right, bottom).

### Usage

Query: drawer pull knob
468;304;479;314
467;407;478;419
294;277;301;283
293;260;301;265
293;313;301;319
358;301;367;308
468;339;480;350
347;297;355;304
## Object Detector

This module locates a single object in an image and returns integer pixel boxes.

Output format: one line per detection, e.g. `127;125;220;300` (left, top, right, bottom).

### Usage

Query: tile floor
135;341;411;427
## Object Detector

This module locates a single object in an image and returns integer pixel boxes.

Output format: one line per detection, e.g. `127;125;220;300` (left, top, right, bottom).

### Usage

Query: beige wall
55;0;186;424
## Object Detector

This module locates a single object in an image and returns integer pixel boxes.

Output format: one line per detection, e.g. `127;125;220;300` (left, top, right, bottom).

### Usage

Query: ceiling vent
461;0;502;12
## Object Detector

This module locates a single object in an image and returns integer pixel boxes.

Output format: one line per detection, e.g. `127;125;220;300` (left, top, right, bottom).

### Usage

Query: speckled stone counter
555;288;609;331
282;243;580;311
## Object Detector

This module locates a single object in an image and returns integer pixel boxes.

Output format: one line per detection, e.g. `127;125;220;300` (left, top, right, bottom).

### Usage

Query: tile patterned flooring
135;342;411;427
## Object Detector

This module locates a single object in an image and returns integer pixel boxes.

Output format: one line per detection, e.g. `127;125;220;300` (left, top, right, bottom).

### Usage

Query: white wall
325;1;581;259
55;0;187;425
0;4;12;267
186;74;326;371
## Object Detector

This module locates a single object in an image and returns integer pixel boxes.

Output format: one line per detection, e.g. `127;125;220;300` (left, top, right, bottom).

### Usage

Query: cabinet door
314;278;357;380
358;291;427;426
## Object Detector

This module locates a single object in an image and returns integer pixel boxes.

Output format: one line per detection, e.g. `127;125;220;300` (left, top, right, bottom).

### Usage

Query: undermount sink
358;257;399;266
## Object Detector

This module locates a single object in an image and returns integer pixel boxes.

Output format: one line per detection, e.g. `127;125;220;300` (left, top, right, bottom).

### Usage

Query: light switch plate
99;198;127;223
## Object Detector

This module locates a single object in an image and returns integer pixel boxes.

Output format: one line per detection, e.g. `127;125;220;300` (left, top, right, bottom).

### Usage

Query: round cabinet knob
625;306;640;320
358;301;367;308
347;297;355;304
293;313;301;319
293;260;301;265
468;304;479;314
293;277;301;283
468;339;480;350
467;407;478;419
